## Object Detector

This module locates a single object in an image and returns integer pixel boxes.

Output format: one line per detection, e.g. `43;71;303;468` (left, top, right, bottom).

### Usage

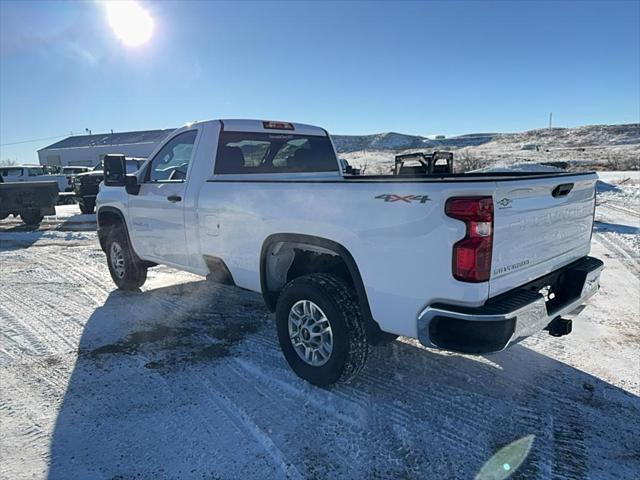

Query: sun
104;1;154;47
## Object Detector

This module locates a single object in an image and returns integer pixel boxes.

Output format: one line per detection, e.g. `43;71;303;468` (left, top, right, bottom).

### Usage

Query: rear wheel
79;199;95;214
105;226;147;290
276;273;369;386
20;210;44;226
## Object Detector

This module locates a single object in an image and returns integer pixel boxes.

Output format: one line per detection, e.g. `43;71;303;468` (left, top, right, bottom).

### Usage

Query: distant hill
332;123;639;153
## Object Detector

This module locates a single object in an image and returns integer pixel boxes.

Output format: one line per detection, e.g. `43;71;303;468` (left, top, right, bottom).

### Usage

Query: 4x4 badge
375;194;431;203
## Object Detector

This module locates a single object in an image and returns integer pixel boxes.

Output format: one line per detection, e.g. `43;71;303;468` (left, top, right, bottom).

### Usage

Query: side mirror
103;154;127;186
125;175;140;195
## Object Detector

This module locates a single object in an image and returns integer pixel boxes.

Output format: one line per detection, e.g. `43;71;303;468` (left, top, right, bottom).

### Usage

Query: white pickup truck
96;119;603;385
0;165;67;192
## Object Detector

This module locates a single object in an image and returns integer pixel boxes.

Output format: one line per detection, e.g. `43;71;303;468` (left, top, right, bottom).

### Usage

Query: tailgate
0;181;59;211
489;173;597;296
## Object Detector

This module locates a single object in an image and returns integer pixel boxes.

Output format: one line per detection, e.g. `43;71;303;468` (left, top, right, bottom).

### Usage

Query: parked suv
74;158;145;213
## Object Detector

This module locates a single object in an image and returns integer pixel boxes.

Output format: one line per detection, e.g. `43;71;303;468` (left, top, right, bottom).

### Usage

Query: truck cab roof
187;119;328;137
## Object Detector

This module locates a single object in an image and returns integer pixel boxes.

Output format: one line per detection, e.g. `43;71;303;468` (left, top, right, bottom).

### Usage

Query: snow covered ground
0;177;638;479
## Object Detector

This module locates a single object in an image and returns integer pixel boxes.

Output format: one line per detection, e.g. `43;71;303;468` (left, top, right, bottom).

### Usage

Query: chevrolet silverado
95;119;603;385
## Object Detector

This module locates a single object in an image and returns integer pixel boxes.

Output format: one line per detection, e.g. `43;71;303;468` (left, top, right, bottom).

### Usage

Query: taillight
445;196;493;282
263;120;295;130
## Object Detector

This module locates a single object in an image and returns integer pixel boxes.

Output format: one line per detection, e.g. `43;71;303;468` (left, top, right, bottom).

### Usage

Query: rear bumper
417;256;604;354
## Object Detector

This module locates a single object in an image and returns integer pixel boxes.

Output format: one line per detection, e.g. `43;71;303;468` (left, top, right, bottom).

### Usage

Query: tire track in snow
0;290;78;358
194;357;367;479
151;360;305;480
0;301;55;358
597;201;640;219
0;372;60;479
39;249;113;304
594;233;640;279
200;373;305;480
231;357;365;429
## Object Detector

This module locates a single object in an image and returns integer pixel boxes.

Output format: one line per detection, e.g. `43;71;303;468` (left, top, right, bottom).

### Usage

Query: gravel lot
0;184;638;479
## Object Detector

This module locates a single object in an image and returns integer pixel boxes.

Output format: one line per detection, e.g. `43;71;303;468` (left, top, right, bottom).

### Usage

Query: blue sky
1;0;638;162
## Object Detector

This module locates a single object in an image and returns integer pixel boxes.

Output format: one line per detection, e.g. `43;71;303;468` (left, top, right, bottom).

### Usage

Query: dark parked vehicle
0;173;59;225
61;166;91;192
73;157;145;214
393;151;453;175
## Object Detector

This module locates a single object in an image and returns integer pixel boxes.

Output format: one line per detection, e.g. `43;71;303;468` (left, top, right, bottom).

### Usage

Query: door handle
167;195;182;203
552;183;573;198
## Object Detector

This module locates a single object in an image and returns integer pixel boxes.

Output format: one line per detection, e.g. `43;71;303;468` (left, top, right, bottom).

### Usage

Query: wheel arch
96;206;130;253
260;233;383;340
97;206;153;266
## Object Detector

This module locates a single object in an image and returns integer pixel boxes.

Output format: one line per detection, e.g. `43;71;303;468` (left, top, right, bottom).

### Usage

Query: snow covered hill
332;131;498;153
332;124;639;153
333;123;639;173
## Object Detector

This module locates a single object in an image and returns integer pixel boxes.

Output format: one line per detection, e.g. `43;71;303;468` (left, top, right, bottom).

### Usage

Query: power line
0;132;77;147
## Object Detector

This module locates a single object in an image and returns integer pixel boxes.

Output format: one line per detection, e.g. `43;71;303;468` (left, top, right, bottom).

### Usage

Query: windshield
0;167;23;177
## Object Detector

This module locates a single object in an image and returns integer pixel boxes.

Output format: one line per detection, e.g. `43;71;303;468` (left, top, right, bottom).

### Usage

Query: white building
37;129;175;167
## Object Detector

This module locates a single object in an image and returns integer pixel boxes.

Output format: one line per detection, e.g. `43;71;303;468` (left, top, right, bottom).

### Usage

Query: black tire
275;273;369;386
105;225;147;290
79;199;95;214
20;210;44;226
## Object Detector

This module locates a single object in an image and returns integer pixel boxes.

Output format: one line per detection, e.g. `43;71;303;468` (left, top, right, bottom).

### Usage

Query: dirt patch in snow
86;309;263;369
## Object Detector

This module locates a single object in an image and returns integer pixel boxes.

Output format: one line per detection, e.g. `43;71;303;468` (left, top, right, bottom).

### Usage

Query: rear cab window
214;132;338;174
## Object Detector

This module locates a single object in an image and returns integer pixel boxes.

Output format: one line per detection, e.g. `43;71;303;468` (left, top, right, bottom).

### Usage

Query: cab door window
28;167;45;176
147;130;198;182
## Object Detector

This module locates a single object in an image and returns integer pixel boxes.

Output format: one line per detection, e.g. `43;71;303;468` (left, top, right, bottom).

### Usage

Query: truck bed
341;171;594;182
0;181;59;216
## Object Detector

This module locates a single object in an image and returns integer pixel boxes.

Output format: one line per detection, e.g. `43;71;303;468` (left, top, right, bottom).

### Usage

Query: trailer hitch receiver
545;317;573;337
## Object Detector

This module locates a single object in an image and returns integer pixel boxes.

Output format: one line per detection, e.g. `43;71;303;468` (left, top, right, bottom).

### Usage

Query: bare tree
359;158;368;176
605;157;622;171
455;148;486;172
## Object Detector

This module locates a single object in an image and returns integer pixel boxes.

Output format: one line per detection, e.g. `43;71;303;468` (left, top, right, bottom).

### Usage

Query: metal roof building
37;129;175;167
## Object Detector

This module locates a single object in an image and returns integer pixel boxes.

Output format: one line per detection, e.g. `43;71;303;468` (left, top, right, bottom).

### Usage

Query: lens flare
104;1;153;47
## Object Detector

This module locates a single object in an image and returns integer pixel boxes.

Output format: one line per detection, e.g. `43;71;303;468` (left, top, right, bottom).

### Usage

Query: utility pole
548;112;553;129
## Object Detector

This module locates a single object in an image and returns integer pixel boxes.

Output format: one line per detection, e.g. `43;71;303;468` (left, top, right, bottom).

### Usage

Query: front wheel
20;210;44;226
105;227;147;290
79;199;95;214
276;273;369;386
